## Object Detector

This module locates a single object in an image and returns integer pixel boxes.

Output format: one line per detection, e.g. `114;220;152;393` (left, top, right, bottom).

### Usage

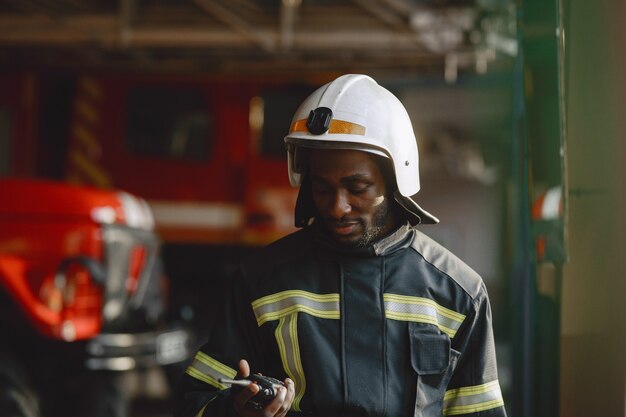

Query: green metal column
512;0;567;415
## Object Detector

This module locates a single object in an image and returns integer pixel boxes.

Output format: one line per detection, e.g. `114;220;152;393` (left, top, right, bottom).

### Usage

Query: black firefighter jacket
177;223;506;417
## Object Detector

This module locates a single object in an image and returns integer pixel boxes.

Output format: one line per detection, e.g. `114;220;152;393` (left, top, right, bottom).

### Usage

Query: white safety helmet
284;74;439;226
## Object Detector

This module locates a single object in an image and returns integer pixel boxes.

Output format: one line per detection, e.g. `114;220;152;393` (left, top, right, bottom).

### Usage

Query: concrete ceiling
0;0;516;77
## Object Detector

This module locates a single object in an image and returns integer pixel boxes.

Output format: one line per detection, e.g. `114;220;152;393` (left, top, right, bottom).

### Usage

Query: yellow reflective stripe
258;305;339;325
196;352;237;379
275;315;306;412
194;403;207;417
290;118;366;135
290;313;306;411
252;290;340;307
185;351;237;390
443;380;504;416
252;290;340;326
186;367;224;390
194;395;218;417
254;291;339;412
385;311;457;337
383;293;466;338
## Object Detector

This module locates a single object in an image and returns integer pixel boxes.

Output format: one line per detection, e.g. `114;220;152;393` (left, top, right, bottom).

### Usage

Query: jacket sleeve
175;269;263;417
445;282;507;417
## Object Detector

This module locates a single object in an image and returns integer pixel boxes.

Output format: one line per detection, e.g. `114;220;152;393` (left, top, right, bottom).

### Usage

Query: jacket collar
372;222;414;256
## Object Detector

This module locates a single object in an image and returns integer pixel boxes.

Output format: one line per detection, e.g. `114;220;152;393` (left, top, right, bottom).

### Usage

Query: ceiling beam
350;0;425;49
119;0;137;47
280;0;301;51
0;16;435;51
350;0;405;28
379;0;417;16
190;0;276;53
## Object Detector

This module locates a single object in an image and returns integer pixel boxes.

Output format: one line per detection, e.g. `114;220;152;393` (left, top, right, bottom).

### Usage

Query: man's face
308;149;397;248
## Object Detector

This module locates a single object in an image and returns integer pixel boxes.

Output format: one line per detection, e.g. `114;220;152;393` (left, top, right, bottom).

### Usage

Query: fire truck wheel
0;350;40;417
75;372;130;417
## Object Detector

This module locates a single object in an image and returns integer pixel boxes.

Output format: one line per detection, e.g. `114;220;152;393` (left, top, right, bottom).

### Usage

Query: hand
232;359;295;417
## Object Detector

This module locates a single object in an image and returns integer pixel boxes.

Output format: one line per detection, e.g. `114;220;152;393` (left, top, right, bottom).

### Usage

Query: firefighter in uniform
176;74;507;417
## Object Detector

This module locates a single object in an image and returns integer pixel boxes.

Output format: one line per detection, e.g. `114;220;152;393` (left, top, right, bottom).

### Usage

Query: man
176;74;506;417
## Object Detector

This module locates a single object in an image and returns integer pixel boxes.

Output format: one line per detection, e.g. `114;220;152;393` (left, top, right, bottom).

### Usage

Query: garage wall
560;0;626;415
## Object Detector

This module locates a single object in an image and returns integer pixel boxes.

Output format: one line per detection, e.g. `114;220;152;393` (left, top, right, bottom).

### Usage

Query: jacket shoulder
241;227;313;271
409;229;483;299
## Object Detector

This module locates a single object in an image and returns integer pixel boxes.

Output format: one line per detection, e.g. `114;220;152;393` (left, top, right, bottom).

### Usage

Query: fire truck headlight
117;192;155;231
91;206;117;225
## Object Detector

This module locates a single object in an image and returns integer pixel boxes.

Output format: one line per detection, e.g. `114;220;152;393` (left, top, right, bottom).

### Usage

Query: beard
354;198;391;248
321;197;392;249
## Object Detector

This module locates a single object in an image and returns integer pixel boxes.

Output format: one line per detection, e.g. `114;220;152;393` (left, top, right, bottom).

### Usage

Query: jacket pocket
409;324;460;415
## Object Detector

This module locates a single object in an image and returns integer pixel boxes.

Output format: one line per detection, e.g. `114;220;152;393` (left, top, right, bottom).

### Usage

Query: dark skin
309;148;399;247
232;149;398;416
232;359;294;417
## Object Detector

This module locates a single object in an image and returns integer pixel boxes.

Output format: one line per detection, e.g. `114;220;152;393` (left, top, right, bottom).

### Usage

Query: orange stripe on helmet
290;118;366;135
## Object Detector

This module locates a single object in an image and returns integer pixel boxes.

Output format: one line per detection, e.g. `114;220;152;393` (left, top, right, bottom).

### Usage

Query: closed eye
348;184;370;194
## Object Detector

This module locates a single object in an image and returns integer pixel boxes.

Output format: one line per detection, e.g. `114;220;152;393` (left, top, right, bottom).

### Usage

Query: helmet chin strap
393;191;422;225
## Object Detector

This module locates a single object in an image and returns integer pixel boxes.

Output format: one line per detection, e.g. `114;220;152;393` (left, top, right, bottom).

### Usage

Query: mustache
323;217;362;226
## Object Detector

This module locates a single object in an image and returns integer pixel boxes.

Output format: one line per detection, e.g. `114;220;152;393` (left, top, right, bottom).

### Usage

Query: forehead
308;148;385;181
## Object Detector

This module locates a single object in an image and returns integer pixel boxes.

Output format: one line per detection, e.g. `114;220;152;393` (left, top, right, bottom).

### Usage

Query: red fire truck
0;71;331;347
0;177;191;417
63;74;328;244
61;73;335;331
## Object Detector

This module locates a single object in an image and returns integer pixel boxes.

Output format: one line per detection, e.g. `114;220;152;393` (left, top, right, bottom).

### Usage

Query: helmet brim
286;135;390;160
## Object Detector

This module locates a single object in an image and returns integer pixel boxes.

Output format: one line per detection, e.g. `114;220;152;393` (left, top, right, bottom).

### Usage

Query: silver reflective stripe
252;290;340;326
275;314;306;411
252;290;340;411
383;293;466;338
443;380;504;416
185;351;237;390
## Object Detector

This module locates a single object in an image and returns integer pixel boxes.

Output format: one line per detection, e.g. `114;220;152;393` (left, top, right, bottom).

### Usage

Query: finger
232;383;260;414
284;378;295;405
263;385;287;416
237;359;251;378
276;379;295;417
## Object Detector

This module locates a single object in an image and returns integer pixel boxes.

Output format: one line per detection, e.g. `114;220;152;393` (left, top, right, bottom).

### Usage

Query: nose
328;190;351;219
